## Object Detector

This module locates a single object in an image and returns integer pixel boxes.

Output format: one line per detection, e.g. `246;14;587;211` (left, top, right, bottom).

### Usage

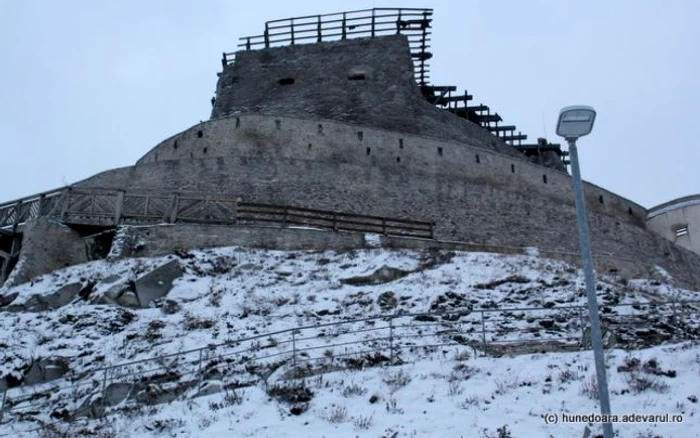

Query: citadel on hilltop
0;8;698;288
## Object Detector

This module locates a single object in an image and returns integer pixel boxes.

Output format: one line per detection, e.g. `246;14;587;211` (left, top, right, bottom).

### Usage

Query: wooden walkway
0;187;434;238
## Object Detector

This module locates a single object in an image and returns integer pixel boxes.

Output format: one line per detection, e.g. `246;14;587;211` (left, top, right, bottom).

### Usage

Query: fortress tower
1;8;699;288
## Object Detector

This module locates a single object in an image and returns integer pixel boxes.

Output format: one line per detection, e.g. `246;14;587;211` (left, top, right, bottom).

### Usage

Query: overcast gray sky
1;1;698;208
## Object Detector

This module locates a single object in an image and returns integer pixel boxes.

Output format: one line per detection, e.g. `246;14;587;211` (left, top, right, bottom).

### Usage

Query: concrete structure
0;8;699;289
647;194;700;255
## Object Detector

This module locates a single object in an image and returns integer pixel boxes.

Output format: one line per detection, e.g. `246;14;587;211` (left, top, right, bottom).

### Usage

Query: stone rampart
70;114;700;287
211;34;523;158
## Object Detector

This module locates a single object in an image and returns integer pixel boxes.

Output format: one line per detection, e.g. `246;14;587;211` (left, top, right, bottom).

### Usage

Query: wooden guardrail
224;8;434;86
0;188;434;239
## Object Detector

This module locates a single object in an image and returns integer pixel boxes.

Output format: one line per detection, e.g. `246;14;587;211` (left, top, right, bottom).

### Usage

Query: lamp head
556;105;596;140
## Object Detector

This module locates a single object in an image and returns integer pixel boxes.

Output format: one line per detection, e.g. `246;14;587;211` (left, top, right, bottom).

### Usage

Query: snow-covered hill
0;246;698;437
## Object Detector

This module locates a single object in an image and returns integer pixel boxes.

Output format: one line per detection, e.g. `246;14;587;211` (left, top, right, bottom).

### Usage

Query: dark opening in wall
599;195;604;204
236;117;240;128
399;138;404;149
476;154;480;163
366;147;371;155
275;120;281;130
317;124;323;135
173;140;178;149
308;143;312;149
155;153;158;161
203;147;208;154
542;175;548;184
628;207;633;215
511;164;515;173
348;72;366;80
197;130;203;138
278;77;295;85
438;147;443;157
396;156;401;163
357;131;363;141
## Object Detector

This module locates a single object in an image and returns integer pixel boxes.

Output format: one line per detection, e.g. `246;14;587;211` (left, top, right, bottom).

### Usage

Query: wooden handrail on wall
0;188;434;239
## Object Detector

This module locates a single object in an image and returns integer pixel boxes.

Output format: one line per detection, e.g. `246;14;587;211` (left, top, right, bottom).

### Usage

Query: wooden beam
487;125;516;132
501;134;528;142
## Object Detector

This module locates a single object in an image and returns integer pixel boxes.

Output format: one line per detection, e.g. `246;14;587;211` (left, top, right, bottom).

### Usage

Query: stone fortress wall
4;17;700;289
74;112;700;287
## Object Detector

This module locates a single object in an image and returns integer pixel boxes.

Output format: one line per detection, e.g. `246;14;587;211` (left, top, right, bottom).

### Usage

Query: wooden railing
0;188;434;239
224;8;434;86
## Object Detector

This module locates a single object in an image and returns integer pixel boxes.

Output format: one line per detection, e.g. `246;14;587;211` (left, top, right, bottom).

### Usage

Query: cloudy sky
1;0;698;208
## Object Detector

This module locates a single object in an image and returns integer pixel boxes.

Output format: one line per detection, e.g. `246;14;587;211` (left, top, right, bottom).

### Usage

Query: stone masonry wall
134;114;645;227
73;131;700;287
6;218;88;286
211;34;524;159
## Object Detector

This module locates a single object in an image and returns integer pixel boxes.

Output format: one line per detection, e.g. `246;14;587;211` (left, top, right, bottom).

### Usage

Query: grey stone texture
73;112;700;288
7;218;89;286
23;357;70;386
133;259;183;307
211;35;523;159
113;223;686;287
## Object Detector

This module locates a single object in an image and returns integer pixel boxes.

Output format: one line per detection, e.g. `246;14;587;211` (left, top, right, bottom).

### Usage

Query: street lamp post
556;105;614;438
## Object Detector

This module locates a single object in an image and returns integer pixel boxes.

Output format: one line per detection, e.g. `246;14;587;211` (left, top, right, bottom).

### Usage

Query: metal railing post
317;15;322;42
197;348;204;390
579;306;587;349
342;13;347;39
291;330;297;370
389;317;394;362
0;388;6;422
101;368;108;412
290;18;295;45
371;9;376;37
480;310;487;355
264;23;270;48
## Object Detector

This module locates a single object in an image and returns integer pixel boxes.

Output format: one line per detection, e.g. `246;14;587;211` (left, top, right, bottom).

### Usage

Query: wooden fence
0;188;434;239
224;8;434;85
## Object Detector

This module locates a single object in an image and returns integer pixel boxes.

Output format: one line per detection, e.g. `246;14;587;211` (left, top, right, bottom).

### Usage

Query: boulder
23;282;83;312
116;291;141;308
0;291;18;308
23;357;70;386
134;260;183;307
340;265;410;286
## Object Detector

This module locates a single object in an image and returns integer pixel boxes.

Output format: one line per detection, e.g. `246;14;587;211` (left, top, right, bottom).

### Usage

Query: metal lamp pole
557;106;613;438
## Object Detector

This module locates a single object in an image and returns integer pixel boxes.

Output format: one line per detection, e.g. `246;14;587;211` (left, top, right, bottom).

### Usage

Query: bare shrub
385;396;404;414
448;380;464;396
183;313;215;330
625;373;670;394
382;369;412;391
458;395;483;409
494;377;519;395
354;414;374;430
342;382;367;397
327;406;348;423
267;383;314;404
557;369;580;384
580;375;599;400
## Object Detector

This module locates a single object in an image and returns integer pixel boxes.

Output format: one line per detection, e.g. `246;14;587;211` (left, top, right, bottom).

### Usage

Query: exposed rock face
0;291;18;308
96;260;183;308
23;357;70;386
340;265;410;286
134;260;183;307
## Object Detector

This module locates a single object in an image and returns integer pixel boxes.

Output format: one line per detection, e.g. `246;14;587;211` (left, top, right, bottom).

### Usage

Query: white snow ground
0;246;698;437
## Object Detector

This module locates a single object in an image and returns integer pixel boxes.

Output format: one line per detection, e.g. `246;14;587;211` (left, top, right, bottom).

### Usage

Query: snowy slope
0;246;699;437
